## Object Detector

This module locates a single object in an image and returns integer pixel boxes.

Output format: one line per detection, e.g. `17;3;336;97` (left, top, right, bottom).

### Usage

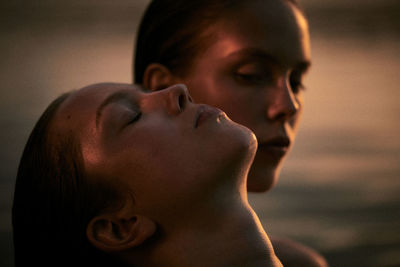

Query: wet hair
12;93;127;267
133;0;303;83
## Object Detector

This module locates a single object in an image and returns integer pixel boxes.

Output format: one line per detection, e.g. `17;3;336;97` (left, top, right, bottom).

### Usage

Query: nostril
178;94;185;111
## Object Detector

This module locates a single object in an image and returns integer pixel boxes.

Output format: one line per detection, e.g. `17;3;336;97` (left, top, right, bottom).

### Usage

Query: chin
246;162;282;192
229;120;257;152
213;120;258;183
232;124;258;169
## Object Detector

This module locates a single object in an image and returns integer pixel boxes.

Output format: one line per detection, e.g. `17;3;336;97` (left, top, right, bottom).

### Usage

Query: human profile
133;0;327;266
13;83;284;266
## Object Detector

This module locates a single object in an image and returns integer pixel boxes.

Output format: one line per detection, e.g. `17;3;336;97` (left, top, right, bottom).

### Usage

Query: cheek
292;94;304;126
108;132;183;198
182;65;231;105
290;112;301;129
185;74;262;127
103;120;180;173
287;104;303;134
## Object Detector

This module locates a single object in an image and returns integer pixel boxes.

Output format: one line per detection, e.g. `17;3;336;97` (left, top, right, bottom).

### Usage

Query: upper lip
194;104;222;128
260;136;291;148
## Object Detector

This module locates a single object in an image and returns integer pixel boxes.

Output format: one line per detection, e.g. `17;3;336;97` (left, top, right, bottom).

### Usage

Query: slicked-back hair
12;93;127;267
133;0;303;83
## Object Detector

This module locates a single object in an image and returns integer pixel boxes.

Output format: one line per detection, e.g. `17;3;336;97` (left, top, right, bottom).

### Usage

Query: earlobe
143;63;178;91
87;214;157;252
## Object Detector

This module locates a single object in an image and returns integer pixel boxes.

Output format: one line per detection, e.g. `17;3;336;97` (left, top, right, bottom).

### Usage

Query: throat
150;203;283;267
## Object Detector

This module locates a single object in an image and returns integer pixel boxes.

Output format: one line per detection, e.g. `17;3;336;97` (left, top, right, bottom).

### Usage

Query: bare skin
52;83;283;266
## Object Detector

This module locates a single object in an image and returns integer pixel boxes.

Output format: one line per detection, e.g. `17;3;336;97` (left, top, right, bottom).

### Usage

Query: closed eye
290;62;310;93
290;79;306;93
234;71;272;85
289;72;306;94
233;62;274;86
128;112;142;124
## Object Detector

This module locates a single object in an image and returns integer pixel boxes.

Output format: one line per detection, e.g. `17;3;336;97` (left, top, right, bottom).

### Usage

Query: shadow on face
14;82;258;266
54;83;257;220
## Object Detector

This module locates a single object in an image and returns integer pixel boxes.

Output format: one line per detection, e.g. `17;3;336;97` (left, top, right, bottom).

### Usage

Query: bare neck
136;201;282;267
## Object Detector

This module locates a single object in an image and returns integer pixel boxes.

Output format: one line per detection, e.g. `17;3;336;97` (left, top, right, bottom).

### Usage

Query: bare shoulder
271;236;329;267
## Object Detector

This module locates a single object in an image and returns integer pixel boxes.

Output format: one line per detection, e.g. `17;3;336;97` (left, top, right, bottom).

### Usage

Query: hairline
134;0;307;83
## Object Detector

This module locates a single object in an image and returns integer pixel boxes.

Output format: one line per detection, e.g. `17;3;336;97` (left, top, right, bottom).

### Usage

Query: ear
87;214;157;252
143;63;179;91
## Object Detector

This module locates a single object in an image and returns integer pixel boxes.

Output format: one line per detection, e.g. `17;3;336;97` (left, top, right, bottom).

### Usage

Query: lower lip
257;144;289;159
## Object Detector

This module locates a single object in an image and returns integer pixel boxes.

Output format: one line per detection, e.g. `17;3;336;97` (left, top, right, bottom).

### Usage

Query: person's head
13;83;256;266
134;0;311;192
12;91;127;267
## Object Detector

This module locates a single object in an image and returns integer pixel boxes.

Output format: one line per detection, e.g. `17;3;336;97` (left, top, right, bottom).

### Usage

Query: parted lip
194;104;223;128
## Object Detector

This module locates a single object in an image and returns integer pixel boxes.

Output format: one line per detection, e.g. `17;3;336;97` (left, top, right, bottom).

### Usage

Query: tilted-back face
14;83;257;265
53;83;256;223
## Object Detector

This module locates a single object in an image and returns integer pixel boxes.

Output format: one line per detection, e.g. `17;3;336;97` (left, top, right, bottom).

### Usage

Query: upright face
53;83;256;221
173;0;311;191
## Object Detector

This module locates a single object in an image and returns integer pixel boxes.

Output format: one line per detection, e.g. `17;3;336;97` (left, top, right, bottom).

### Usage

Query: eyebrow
227;48;312;72
95;90;133;128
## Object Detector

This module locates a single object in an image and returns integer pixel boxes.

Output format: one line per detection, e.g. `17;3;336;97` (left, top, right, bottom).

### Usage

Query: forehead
207;0;310;65
54;83;142;132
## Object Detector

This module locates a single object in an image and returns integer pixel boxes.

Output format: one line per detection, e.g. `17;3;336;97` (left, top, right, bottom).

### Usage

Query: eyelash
289;74;306;94
234;68;306;93
234;72;270;84
128;112;142;124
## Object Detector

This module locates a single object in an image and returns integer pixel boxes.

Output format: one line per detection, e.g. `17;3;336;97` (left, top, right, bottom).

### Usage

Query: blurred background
0;0;399;266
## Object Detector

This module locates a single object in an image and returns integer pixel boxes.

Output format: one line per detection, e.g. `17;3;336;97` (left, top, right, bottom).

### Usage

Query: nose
156;84;192;115
266;79;300;122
